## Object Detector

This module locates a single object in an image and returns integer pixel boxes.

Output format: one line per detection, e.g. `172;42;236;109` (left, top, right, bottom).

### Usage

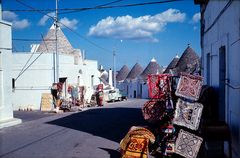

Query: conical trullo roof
164;55;180;73
37;24;75;54
174;46;200;74
126;63;143;80
140;58;163;80
116;65;130;82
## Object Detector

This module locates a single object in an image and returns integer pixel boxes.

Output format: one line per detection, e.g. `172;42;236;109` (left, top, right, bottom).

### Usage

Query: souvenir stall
120;72;204;158
49;82;87;112
66;85;86;107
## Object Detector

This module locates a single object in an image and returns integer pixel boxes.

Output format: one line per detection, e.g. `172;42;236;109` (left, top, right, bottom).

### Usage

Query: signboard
40;93;53;111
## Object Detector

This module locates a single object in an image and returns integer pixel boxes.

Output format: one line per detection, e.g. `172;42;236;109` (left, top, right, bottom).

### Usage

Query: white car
105;89;123;102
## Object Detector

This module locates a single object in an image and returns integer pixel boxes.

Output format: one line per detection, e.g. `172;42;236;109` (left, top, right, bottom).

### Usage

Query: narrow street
0;99;148;158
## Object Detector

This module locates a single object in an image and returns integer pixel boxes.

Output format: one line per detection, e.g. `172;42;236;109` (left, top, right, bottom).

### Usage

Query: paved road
0;99;148;158
14;111;56;122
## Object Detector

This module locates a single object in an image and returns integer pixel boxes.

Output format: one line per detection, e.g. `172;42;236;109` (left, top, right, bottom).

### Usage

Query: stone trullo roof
116;65;130;82
174;46;200;74
140;58;163;80
126;63;143;80
37;24;75;54
164;55;180;73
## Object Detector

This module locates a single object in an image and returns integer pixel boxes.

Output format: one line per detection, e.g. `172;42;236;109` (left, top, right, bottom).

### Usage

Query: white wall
81;59;100;103
127;79;141;98
12;53;100;109
0;20;14;121
202;1;240;157
12;53;54;110
141;84;149;99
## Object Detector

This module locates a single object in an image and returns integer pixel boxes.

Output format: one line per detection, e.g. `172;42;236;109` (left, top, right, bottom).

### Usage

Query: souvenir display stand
120;73;204;158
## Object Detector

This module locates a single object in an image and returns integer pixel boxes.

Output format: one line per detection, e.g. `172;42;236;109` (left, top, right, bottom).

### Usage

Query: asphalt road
0;99;148;158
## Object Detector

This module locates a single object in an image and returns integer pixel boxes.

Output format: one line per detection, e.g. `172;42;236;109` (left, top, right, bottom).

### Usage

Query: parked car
108;89;122;102
103;88;128;102
120;90;128;101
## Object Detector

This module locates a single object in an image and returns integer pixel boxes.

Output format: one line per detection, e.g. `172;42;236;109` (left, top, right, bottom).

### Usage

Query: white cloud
2;11;18;21
88;9;186;42
59;17;78;30
12;19;30;29
2;11;30;29
38;12;55;26
38;13;78;30
192;12;201;23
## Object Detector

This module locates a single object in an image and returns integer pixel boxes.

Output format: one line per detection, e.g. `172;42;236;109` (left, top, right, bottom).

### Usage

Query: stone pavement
0;99;148;158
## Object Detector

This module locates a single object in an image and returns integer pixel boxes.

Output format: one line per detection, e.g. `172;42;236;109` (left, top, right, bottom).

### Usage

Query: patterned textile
97;84;103;91
148;74;172;100
142;100;166;123
120;126;155;158
57;82;63;92
175;129;203;158
175;73;203;101
173;99;203;130
165;142;175;155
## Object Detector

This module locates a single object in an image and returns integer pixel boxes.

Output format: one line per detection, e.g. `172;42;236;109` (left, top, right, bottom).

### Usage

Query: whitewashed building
125;63;143;98
12;25;100;110
0;1;21;128
195;0;240;157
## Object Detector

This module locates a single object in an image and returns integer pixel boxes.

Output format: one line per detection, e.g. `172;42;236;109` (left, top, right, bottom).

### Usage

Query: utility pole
113;50;116;89
54;0;59;83
112;40;122;89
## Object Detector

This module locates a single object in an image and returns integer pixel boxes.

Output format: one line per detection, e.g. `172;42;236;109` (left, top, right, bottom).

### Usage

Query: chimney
82;50;85;61
99;65;103;71
108;68;113;87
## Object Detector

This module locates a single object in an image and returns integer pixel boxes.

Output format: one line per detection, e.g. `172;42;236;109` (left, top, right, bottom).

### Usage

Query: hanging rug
148;74;172;100
175;73;203;101
175;129;203;158
142;100;166;123
120;126;155;158
173;99;203;130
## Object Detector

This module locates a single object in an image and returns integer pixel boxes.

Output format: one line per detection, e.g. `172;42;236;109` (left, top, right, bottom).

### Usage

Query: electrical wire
16;45;37;78
15;0;112;53
13;0;124;80
59;0;183;15
6;0;182;14
94;0;123;7
15;35;49;81
6;0;123;12
204;0;233;34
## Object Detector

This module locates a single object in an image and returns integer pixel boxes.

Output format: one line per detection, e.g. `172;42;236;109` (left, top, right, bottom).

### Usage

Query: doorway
134;90;136;98
59;77;67;97
219;46;226;121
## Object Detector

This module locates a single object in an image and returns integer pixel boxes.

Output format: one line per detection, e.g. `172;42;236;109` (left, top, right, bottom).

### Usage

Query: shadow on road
47;107;147;143
99;148;121;158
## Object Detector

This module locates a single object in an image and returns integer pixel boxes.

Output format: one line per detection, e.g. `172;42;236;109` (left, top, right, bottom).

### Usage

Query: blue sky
2;0;200;70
